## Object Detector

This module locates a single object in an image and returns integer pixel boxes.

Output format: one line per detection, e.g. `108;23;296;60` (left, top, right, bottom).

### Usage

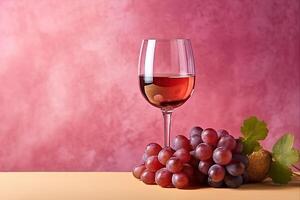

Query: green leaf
240;116;268;155
242;139;261;155
241;116;268;141
269;161;292;184
272;134;300;166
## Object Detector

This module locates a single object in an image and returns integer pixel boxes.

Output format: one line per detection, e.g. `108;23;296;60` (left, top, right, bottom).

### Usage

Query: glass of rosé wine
138;39;196;147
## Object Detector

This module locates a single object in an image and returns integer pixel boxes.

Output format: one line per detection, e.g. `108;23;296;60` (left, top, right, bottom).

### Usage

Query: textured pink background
0;0;299;171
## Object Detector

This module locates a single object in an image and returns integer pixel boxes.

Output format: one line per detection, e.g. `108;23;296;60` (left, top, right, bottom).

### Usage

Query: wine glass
138;39;196;147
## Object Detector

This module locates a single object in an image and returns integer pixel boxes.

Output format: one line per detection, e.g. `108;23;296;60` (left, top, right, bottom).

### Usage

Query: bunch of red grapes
132;127;249;189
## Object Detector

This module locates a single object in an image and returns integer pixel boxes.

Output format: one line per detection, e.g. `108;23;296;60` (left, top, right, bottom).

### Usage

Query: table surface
0;172;299;200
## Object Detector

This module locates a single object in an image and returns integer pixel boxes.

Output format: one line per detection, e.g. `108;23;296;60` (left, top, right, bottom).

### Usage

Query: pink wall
0;0;299;171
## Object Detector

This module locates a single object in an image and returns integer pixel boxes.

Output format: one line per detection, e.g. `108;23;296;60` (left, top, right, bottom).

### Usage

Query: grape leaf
269;161;292;184
272;134;300;167
241;116;268;141
241;116;268;155
242;140;261;155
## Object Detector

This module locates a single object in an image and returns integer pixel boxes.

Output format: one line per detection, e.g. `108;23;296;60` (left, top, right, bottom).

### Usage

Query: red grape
145;156;163;172
172;135;191;151
201;128;218;146
166;157;183;173
155;168;173;187
217;135;236;150
140;170;156;184
189;126;203;138
132;164;146;179
145;143;162;157
195;143;213;161
234;138;243;153
133;130;248;189
213;147;232;165
158;147;175;165
172;173;189;189
226;162;245;176
217;129;229;138
208;164;225;182
198;159;213;175
174;148;191;163
190;134;203;149
182;163;194;179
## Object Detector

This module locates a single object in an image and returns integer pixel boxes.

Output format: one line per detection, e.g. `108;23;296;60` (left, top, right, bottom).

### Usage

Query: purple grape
174;148;191;163
198;159;213;175
195;143;213;161
202;128;218;146
208;177;224;188
213;147;232;165
232;154;249;167
217;135;236;150
140;170;156;184
158;147;175;165
189;126;203;137
155;168;173;187
190;134;203;149
172;173;189;189
172;135;192;151
217;129;229;138
145;156;164;172
166;157;183;173
208;164;225;182
145;143;162;157
226;162;245;176
132;164;146;179
224;175;243;188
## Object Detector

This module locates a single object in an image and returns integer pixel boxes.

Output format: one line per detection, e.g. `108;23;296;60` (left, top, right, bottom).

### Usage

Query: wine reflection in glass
138;39;196;147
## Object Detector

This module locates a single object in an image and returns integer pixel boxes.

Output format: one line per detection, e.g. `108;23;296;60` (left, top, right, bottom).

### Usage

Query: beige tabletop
0;172;299;200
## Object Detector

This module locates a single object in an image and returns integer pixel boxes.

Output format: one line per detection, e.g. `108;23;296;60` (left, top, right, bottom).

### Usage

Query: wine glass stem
162;110;173;147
